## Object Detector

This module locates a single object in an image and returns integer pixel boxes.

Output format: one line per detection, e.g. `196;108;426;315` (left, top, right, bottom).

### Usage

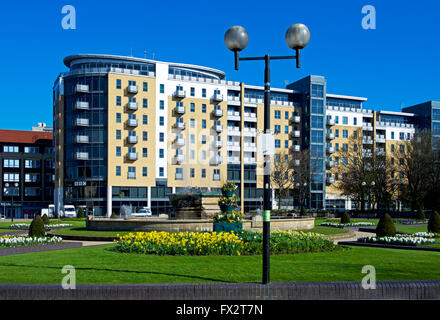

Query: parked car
62;205;76;218
131;208;152;218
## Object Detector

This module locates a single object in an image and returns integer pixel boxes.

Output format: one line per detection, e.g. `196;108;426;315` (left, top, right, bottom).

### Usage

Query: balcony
327;146;335;154
127;102;138;111
326;176;335;184
127;85;139;94
214;125;223;133
175;122;185;130
376;148;386;156
127;119;138;127
326;160;335;168
244;142;256;152
174;89;186;98
75;84;89;93
211;156;223;165
243;127;257;136
228;156;240;163
75;101;89;110
376;135;386;143
213;174;221;181
227;126;241;136
75;135;89;144
213;109;223;117
75;152;89;160
75;118;89;127
176;138;185;146
227;111;241;121
244;157;256;164
127;172;136;179
292;159;300;166
290;145;300;152
215;140;223;148
362;123;373;131
326;118;335;126
290;130;301;138
290;116;301;124
244;112;257;122
362;137;373;145
326;132;335;140
227;141;240;151
176;106;185;114
212;93;224;101
127;136;138;144
362;149;373;157
175;154;185;164
127;152;138;161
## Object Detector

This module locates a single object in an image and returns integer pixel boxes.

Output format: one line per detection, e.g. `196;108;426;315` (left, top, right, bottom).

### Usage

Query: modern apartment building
0;129;54;219
53;54;438;216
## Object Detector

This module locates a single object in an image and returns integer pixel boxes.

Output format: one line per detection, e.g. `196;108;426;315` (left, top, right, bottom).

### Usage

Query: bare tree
290;149;311;210
271;152;293;210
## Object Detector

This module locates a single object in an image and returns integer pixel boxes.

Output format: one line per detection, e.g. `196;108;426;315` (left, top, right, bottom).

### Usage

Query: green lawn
0;244;438;284
396;226;430;234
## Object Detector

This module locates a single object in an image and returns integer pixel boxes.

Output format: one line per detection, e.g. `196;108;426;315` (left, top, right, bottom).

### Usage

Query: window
143;115;148;125
190;87;195;96
3;173;19;182
311;84;324;98
24;147;39;153
391;144;395;152
143;98;148;108
353;130;358;139
159;167;164;177
399;145;404;152
353;144;357;152
342;130;348;138
275;139;280;148
335;129;339;138
143;82;148;92
191;103;195;112
202;104;206;113
116;79;121;89
3;146;18;153
335;116;339;124
342;116;348;125
274;110;281;119
143;167;147;177
25;187;40;197
201;151;206;160
201;135;206;144
176;168;183;180
342;144;348;152
160;84;164;94
159;132;164;142
160;100;164;110
311;99;324;114
201;168;206;178
399;132;405;140
190;168;195;178
391;132;395;139
25;160;40;168
143;131;148;141
190;134;195;144
116;113;121;123
202;119;206;129
335;143;339;151
25;173;39;182
142;148;147;158
202;88;206;98
274;125;280;134
159;149;164;158
128;167;136;179
190;150;195;160
284;126;289;134
3;159;19;168
116;96;121;106
190;119;195;128
116;146;121;157
159;117;164;126
213;169;220;181
285;111;289;120
128;80;136;86
353;117;357;125
285;140;289;148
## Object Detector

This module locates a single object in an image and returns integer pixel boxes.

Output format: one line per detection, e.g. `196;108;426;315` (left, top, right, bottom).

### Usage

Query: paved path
333;230;373;244
62;240;114;247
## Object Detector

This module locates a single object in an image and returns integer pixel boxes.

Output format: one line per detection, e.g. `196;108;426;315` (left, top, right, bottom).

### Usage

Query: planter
213;222;242;233
222;190;235;197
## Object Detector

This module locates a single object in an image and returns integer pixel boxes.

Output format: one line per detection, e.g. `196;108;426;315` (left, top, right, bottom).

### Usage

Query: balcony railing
127;85;138;94
75;135;89;143
127;172;136;179
326;176;335;184
127;136;138;144
290;130;301;138
127;102;138;111
174;89;186;98
76;118;89;126
326;160;335;168
127;152;138;161
212;93;224;101
175;154;185;164
75;101;89;110
290;116;301;124
176;122;185;130
214;125;223;133
326;132;335;140
213;109;223;117
215;140;223;148
176;106;185;114
75;152;89;160
326;118;335;126
75;84;89;93
213;174;221;181
327;146;335;154
127;119;138;127
176;138;185;146
211;156;223;165
290;145;300;152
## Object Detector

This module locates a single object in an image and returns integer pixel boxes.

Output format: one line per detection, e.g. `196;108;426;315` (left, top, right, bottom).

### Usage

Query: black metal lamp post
5;183;18;222
224;24;310;285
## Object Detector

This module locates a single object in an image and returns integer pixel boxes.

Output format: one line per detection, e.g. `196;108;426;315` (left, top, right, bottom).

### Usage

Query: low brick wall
87;217;315;233
0;281;438;300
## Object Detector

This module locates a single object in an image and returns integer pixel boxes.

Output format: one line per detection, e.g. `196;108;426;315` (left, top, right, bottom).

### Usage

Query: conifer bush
340;212;351;224
28;215;45;238
428;211;440;233
376;214;396;237
41;214;49;225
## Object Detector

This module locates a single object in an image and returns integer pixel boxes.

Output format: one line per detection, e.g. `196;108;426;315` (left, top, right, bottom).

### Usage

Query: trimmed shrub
41;214;49;225
28;215;45;238
428;211;440;233
300;206;307;216
77;207;84;219
376;214;396;237
416;208;425;220
340;212;351;224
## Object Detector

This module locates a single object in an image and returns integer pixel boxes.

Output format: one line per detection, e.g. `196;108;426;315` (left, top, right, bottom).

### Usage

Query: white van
63;205;76;218
48;204;55;218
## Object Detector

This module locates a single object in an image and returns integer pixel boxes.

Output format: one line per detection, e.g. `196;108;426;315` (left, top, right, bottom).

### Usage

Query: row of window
327;115;358;125
3;186;43;196
2;159;54;169
2;146;53;154
114;166;221;181
116;79;149;92
3;173;54;182
274;110;299;120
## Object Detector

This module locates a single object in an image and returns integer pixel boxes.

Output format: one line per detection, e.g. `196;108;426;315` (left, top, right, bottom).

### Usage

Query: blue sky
0;0;439;130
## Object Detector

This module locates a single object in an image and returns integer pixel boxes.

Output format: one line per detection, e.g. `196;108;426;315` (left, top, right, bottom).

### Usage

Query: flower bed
320;222;374;228
358;235;436;246
0;235;63;248
113;230;338;256
394;220;428;225
9;223;73;230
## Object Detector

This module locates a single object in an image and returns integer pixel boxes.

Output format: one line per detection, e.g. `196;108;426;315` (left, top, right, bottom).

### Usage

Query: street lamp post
5;183;19;222
224;24;310;285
